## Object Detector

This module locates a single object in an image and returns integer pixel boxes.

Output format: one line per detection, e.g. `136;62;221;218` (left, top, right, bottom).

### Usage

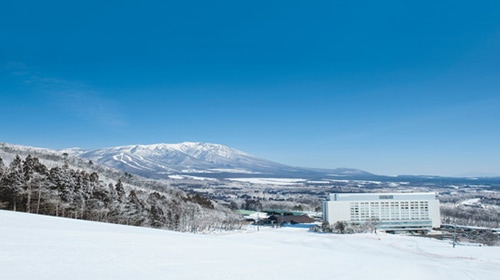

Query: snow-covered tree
0;153;243;232
0;155;25;211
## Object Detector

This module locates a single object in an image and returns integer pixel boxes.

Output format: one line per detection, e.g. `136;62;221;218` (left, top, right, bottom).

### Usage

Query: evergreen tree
0;155;25;211
115;179;125;202
124;190;146;226
22;155;49;213
0;157;5;176
22;155;35;212
0;149;242;232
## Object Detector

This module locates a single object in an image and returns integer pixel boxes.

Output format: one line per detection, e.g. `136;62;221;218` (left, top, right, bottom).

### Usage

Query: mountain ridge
3;142;500;183
65;142;370;179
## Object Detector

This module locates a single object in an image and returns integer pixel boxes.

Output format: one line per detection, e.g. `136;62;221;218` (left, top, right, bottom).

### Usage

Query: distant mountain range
66;142;372;179
3;141;499;184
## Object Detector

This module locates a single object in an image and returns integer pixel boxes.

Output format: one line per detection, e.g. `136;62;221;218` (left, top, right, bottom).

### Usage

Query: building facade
323;192;441;231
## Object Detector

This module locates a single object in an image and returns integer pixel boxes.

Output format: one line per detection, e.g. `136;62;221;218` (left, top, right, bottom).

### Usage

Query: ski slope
1;210;499;279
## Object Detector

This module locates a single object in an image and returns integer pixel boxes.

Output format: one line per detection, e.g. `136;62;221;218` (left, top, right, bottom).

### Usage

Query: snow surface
1;210;499;280
74;141;289;176
229;178;306;185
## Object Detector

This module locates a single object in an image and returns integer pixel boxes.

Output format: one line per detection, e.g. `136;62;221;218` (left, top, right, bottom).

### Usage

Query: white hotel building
323;192;441;232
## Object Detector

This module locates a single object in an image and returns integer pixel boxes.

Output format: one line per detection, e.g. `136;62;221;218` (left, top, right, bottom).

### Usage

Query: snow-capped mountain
71;142;307;178
69;142;371;179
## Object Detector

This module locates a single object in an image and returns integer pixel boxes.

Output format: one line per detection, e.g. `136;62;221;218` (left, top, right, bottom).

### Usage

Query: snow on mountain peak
2;141;372;179
174;142;250;159
74;142;279;178
104;142;250;159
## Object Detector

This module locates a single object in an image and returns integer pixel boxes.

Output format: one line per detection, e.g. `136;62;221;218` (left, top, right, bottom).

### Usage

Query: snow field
1;210;499;279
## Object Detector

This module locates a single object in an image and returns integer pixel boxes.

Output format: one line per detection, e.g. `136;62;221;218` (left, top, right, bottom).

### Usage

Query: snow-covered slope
0;142;241;231
73;142;313;178
1;210;499;280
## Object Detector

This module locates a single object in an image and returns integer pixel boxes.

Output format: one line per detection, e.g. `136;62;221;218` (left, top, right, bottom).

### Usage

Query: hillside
0;143;241;232
1;210;499;280
69;142;371;179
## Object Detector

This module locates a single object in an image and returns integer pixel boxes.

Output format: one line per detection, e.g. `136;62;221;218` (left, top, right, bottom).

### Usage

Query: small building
267;214;315;226
323;192;441;232
234;210;269;224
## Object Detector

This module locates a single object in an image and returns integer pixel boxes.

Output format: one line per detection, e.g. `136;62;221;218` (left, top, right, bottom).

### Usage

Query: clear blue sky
1;0;499;176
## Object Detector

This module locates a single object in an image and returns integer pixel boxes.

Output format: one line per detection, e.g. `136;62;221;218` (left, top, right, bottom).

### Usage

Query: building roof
328;192;438;202
268;215;315;224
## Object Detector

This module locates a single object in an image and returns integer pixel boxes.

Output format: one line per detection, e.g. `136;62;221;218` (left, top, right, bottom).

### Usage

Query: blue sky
1;0;499;176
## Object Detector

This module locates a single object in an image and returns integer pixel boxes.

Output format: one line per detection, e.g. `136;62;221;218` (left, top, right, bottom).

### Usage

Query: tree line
0;154;243;232
440;204;500;229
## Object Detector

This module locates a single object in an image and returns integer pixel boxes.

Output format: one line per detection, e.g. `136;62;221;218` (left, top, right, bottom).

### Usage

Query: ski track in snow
1;210;499;280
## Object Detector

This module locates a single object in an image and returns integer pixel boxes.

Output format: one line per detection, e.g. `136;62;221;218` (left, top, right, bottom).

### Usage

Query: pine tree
0;157;6;208
0;155;25;211
124;190;146;226
115;179;125;202
22;155;49;213
0;157;5;176
22;155;35;212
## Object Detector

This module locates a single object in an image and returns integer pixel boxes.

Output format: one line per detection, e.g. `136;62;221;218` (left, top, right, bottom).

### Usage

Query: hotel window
410;201;419;220
390;201;400;220
360;202;370;221
400;201;410;220
419;201;429;219
350;203;360;221
380;202;390;220
370;202;380;219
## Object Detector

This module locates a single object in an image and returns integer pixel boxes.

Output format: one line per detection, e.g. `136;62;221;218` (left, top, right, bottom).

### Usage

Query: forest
0;153;243;232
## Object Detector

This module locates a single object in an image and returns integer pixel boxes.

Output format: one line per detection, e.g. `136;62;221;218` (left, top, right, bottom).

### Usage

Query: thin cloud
4;61;30;76
4;61;127;128
51;91;127;128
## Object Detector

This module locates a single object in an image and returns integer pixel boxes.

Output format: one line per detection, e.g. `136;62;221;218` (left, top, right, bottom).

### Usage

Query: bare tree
334;221;348;234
